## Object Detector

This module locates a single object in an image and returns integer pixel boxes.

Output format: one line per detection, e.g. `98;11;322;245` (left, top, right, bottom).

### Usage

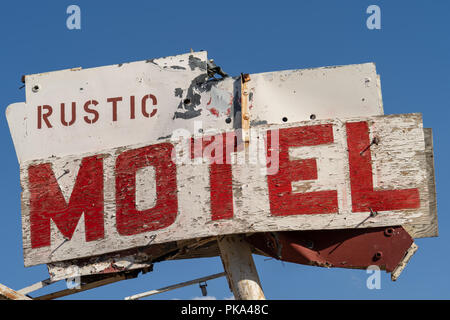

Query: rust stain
0;284;31;300
208;107;220;117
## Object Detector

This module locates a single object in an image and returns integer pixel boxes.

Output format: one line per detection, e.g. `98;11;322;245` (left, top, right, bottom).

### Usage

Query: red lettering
346;121;420;212
191;132;237;220
130;95;136;119
83;100;99;124
266;125;338;216
37;105;53;129
107;97;122;122
141;94;157;118
60;102;76;126
28;156;104;248
115;143;177;235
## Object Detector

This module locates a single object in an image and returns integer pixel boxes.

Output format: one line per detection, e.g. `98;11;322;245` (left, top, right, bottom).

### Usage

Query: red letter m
28;156;104;248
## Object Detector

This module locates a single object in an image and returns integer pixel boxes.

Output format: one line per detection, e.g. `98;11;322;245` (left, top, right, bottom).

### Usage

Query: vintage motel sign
6;52;435;268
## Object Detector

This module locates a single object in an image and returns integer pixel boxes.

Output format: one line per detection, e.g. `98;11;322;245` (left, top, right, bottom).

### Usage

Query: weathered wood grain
46;237;217;280
403;128;437;238
0;283;32;300
218;235;265;300
20;113;434;267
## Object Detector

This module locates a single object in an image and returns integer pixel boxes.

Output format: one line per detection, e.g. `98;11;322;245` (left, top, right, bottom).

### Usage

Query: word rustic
36;94;158;128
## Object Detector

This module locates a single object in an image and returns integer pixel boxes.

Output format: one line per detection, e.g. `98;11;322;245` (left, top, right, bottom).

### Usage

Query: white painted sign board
15;113;431;266
6;52;384;163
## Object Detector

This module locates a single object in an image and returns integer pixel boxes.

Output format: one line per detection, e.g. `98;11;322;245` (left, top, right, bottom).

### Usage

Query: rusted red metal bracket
246;226;417;280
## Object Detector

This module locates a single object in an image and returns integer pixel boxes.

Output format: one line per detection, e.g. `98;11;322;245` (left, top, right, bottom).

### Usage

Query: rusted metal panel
247;226;414;273
16;113;431;267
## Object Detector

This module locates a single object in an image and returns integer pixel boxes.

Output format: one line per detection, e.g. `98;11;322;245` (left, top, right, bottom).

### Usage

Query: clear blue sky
0;0;449;300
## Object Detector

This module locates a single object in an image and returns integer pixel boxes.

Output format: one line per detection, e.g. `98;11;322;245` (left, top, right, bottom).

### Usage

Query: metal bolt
373;251;383;261
199;282;208;296
384;228;394;237
369;207;378;217
32;84;40;93
241;73;251;83
360;137;380;156
305;240;314;249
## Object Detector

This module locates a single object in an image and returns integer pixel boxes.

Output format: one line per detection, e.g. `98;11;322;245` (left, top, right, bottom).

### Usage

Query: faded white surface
6;51;232;163
6;54;384;164
248;63;384;125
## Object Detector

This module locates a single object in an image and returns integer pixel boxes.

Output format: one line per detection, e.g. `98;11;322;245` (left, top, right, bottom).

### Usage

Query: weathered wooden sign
15;113;431;266
6;51;436;272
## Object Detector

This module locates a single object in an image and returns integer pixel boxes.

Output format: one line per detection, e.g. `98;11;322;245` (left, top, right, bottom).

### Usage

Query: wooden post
217;235;265;300
217;74;265;300
0;283;32;300
241;73;251;145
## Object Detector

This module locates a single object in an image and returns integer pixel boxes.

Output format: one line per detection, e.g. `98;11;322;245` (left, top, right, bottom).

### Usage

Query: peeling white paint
19;114;431;267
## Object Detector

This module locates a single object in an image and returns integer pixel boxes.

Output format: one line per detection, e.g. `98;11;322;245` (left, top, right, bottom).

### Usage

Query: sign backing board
247;63;384;125
17;113;431;267
6;53;384;163
6;51;234;163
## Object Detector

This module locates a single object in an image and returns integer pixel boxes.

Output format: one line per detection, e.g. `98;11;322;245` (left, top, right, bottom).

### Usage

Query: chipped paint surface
6;51;232;163
18;113;431;267
7;57;385;164
47;237;217;280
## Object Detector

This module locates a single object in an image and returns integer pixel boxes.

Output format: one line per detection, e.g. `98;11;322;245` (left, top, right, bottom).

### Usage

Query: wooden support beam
124;272;226;300
217;235;265;300
391;242;419;281
17;278;54;295
0;283;32;300
34;275;126;300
